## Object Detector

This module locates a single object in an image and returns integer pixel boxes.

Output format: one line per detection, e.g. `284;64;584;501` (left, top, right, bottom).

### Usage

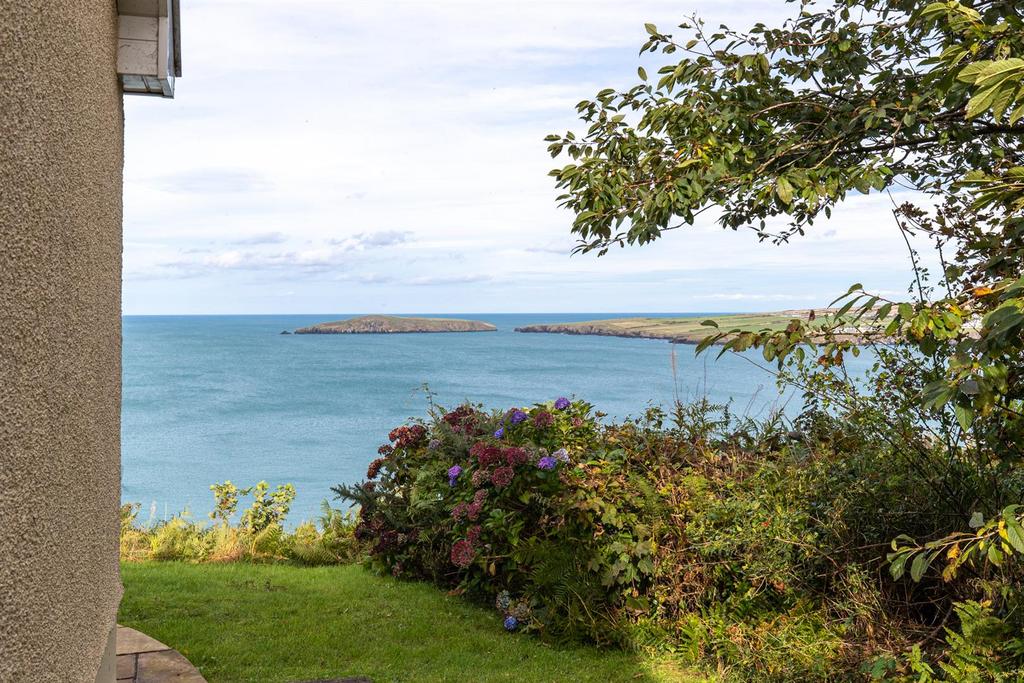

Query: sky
122;0;930;315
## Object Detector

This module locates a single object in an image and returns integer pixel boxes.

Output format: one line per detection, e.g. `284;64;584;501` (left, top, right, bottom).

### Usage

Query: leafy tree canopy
548;0;1024;253
550;1;1024;580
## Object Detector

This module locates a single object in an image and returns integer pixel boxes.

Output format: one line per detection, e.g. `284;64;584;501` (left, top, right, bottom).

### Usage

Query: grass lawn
119;562;701;683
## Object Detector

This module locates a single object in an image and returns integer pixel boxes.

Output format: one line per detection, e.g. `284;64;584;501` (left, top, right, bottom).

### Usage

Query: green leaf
888;551;911;580
1003;513;1024;553
909;552;929;582
637;66;648;81
954;403;974;431
1009;100;1024;125
644;23;658;36
775;177;794;205
974;58;1024;88
957;60;994;84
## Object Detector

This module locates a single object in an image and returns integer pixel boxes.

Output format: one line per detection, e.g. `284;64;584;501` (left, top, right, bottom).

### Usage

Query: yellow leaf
973;286;995;297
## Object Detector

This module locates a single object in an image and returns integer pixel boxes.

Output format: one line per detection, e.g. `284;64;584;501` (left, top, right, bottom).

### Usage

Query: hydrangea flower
537;456;557;471
471;468;490;488
554;397;570;410
504;616;519;632
447;465;462;487
495;590;512;612
366;457;386;479
503;446;529;467
451;539;475;568
494;427;504;439
471;441;502;466
509;409;528;425
491;466;514;487
553;448;570;463
451;502;469;521
532;411;554;428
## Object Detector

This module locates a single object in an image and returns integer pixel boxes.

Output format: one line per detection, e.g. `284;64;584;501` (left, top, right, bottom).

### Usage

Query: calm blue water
122;314;862;523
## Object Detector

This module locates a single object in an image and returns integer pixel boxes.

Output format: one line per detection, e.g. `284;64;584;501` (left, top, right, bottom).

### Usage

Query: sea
122;313;871;524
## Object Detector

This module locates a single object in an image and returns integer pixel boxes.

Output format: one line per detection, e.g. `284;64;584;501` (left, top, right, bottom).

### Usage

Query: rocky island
515;310;880;344
294;315;497;335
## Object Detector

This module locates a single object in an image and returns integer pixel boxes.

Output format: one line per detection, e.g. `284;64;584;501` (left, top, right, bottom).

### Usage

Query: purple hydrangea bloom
509;409;528;425
553;448;570;463
447;465;462;487
537;456;557;471
494;427;504;439
554;397;570;410
504;616;519;632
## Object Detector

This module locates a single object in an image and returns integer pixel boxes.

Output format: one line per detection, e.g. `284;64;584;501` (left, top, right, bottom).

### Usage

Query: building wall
0;2;124;681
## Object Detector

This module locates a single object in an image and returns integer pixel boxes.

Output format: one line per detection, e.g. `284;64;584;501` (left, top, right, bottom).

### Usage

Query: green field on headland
515;311;819;344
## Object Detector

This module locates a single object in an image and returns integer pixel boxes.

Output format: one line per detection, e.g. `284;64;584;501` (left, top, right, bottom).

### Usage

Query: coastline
514;310;881;345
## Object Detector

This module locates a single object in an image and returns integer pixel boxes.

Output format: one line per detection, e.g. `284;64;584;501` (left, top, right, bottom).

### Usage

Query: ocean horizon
122;313;866;523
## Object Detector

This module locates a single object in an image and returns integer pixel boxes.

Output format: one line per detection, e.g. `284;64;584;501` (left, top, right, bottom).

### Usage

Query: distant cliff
294;315;497;334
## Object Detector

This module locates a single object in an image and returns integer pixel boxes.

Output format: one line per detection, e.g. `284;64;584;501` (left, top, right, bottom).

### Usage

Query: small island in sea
294;315;497;335
515;310;877;344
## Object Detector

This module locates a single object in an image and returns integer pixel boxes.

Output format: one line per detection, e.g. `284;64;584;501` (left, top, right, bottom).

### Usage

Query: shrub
149;516;208;561
336;399;661;645
335;395;1023;680
120;483;363;566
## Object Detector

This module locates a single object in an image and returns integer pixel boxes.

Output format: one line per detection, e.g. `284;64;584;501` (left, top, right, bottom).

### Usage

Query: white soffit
117;0;181;98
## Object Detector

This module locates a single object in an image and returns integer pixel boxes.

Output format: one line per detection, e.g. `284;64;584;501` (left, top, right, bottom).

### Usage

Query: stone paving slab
135;650;206;683
117;626;207;683
116;652;137;681
117;627;169;656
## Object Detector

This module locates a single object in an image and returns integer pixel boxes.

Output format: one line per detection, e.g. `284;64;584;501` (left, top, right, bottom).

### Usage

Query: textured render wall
0;2;124;681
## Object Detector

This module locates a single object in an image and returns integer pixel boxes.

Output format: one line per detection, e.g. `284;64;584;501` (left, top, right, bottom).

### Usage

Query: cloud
147;169;272;194
157;246;349;277
329;230;413;250
408;273;494;286
229;231;288;245
524;243;574;255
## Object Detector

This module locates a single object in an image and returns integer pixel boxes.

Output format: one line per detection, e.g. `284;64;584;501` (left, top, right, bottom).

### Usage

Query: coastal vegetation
294;314;496;334
120;483;362;565
333;396;1023;681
